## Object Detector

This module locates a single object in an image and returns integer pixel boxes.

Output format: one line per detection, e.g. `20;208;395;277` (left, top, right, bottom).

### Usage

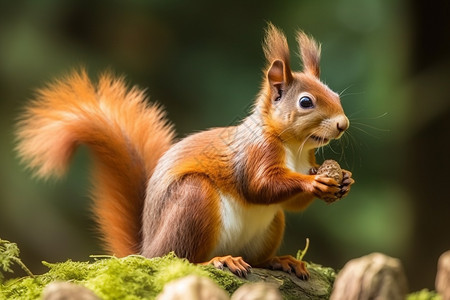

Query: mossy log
2;245;447;299
236;264;335;299
1;253;335;299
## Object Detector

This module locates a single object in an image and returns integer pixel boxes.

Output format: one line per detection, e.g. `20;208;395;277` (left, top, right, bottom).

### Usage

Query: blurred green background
1;0;449;292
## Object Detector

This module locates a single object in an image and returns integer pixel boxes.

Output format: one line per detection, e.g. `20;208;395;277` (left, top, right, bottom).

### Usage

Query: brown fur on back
16;69;175;256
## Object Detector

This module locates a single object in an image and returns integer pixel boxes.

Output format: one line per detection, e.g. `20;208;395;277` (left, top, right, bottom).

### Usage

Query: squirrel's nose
336;116;349;133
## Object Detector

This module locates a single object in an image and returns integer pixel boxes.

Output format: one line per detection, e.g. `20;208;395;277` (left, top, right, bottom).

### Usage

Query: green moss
407;289;442;300
0;253;247;300
307;262;336;285
200;264;244;294
1;240;338;300
278;262;336;300
2;239;440;300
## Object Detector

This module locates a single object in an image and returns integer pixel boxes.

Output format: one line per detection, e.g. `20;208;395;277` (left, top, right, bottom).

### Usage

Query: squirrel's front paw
312;175;341;203
314;160;354;203
337;169;354;199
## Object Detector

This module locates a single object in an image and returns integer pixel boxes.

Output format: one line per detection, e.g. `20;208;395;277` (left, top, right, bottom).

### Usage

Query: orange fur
263;24;293;84
297;31;322;77
16;70;174;256
16;24;354;279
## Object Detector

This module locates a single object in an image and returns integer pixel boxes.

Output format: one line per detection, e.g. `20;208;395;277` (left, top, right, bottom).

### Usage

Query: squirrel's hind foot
201;255;252;278
258;255;310;280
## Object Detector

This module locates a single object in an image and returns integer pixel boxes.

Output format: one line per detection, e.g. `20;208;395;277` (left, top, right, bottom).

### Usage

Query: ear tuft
263;23;293;84
297;31;321;78
263;23;290;65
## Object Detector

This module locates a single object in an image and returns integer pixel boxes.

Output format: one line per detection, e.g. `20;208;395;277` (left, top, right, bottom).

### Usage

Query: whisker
340;91;366;98
345;130;366;168
349;125;385;140
295;131;315;158
327;141;340;155
296;128;324;159
347;109;365;119
351;122;390;132
276;122;298;140
350;112;389;121
339;84;354;97
339;135;348;163
340;132;355;166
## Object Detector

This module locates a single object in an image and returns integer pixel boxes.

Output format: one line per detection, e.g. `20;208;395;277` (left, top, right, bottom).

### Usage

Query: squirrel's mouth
310;135;330;145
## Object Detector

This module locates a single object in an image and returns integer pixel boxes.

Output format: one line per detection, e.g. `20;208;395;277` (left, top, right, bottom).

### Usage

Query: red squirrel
16;24;354;279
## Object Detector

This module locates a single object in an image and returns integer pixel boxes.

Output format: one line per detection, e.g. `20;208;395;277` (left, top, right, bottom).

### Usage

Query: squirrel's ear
267;59;288;86
297;30;321;78
263;23;293;85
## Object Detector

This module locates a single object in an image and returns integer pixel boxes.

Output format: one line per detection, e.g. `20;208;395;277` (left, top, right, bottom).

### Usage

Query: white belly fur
209;193;280;260
284;144;311;174
209;146;310;260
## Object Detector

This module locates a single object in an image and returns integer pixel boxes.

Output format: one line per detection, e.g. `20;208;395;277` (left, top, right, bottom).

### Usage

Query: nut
316;160;343;184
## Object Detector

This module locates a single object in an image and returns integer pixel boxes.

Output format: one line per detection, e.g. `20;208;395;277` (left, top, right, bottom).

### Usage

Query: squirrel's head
257;23;348;150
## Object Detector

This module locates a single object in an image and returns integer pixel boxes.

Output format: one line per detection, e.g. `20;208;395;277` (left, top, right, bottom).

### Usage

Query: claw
341;178;352;185
331;169;355;200
312;174;343;201
202;256;251;278
259;255;309;280
213;260;224;270
309;167;318;175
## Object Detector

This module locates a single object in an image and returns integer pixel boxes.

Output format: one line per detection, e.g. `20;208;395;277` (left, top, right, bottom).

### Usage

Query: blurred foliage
0;0;449;292
0;238;34;282
407;289;442;300
0;238;21;282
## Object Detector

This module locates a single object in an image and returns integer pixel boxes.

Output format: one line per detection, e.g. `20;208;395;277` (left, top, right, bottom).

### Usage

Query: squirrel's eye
299;96;314;108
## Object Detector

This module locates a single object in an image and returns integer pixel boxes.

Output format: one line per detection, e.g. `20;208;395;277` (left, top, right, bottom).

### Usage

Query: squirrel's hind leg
141;174;222;262
252;211;310;280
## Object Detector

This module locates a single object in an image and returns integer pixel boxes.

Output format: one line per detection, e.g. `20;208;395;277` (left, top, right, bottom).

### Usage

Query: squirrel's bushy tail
16;69;175;256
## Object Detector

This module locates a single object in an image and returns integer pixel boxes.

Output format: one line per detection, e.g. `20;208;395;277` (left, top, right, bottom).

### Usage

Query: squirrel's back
16;69;175;256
